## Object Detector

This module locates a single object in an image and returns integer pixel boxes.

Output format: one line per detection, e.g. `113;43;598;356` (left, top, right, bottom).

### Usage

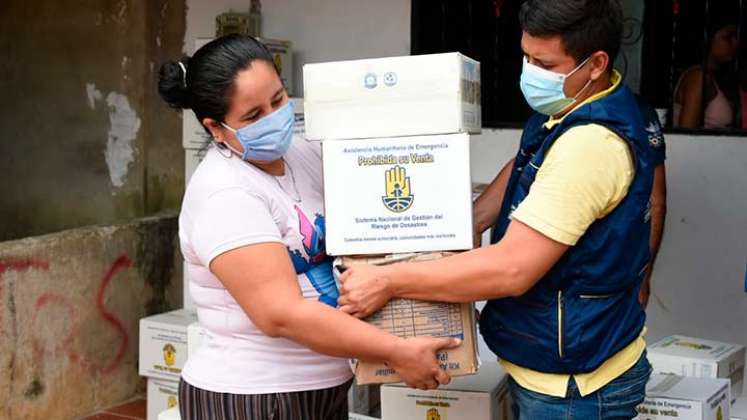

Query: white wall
185;2;747;350
185;0;411;96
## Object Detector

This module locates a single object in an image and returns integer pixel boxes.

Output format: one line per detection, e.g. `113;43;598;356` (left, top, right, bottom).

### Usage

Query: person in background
158;35;458;420
637;99;667;307
673;7;739;129
338;0;656;418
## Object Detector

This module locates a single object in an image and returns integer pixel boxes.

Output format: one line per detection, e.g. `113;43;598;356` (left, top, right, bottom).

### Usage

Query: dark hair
158;34;278;125
519;0;623;71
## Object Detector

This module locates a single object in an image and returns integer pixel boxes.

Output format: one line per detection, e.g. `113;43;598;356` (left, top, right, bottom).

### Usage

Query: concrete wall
0;0;187;242
0;214;182;420
184;0;411;96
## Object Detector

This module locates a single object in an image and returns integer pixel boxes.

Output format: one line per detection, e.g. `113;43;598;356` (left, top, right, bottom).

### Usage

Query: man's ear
588;51;611;81
202;118;226;143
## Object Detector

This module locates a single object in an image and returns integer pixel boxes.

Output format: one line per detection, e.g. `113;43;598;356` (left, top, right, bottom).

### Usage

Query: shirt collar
543;70;623;130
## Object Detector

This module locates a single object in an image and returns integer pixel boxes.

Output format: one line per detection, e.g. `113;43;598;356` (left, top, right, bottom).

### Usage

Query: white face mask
519;56;593;116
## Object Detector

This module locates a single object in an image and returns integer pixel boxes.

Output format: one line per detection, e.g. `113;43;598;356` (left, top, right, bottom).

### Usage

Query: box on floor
148;378;179;420
381;361;513;420
323;133;472;256
336;252;478;385
304;52;481;140
139;309;198;381
635;374;730;420
648;335;745;399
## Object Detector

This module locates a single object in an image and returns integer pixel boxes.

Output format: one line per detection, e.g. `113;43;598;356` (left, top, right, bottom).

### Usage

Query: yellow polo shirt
501;71;647;397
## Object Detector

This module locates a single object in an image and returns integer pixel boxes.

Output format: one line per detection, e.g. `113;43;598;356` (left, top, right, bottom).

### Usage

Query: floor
80;398;146;420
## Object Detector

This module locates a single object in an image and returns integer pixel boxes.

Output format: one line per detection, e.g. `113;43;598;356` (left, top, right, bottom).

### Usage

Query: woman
158;35;457;420
673;15;739;129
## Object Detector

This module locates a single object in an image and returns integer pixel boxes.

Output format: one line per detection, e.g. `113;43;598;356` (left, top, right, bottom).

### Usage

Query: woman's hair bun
158;58;191;110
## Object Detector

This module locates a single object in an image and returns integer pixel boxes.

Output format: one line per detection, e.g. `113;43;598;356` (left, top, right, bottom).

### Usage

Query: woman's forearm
276;300;402;362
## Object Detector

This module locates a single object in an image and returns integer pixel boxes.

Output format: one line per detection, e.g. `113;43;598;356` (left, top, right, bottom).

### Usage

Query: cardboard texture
337;253;478;385
304;52;481;140
323;134;472;256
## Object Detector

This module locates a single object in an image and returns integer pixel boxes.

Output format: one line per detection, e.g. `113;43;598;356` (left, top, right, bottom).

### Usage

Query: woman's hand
387;336;461;390
338;264;395;318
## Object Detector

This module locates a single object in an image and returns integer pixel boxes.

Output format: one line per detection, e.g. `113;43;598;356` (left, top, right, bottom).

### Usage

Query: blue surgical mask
520;56;592;116
221;101;295;162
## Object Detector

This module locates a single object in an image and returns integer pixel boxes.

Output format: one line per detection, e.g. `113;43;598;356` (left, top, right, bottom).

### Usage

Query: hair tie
178;62;187;88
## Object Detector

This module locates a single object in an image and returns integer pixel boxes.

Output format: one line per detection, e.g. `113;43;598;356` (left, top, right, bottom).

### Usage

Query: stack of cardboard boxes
636;335;746;420
305;52;503;419
138;309;198;420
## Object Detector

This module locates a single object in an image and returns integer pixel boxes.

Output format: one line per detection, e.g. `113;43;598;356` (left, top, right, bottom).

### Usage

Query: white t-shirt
179;136;353;394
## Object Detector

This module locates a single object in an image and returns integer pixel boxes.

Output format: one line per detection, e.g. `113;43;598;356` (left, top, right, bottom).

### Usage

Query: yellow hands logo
382;165;414;213
167;395;178;409
426;408;441;420
163;343;177;367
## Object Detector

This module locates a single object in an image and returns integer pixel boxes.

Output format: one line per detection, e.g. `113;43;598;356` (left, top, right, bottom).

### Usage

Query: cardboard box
304;52;481;140
158;407;181;420
147;378;179;420
337;253;479;385
635;374;730;420
732;397;747;420
187;321;206;357
649;335;745;399
139;309;198;381
348;414;379;420
322;134;473;256
381;362;513;420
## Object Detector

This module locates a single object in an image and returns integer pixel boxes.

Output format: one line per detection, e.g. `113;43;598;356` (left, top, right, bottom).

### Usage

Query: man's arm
338;220;568;316
473;159;514;246
640;163;667;306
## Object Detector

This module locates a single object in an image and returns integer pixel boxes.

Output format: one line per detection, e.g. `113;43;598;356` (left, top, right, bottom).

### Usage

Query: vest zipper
557;290;564;359
578;293;615;299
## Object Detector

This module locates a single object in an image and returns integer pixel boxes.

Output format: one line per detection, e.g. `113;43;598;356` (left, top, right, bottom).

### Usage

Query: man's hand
338;264;394;318
387;337;461;390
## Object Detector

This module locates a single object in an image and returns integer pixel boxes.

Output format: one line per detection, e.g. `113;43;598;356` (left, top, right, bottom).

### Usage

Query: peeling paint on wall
104;92;141;189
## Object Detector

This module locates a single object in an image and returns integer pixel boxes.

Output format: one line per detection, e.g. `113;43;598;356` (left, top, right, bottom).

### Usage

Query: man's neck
552;72;614;119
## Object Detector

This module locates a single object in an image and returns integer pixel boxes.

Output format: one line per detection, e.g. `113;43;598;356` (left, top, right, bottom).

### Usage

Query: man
338;0;658;417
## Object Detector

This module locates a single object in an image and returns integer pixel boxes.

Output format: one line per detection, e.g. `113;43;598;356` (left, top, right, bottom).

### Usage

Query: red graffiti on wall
27;255;133;375
0;259;50;332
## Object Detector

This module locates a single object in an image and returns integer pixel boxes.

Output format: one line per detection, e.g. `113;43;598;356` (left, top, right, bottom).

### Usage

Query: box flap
647;373;730;402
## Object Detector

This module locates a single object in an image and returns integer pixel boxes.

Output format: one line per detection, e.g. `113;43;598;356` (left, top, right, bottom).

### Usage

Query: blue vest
479;84;655;373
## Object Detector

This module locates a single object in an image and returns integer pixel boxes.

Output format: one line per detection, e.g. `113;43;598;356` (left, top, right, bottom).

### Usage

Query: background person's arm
472;159;514;246
640;163;667;307
676;69;704;128
210;243;458;389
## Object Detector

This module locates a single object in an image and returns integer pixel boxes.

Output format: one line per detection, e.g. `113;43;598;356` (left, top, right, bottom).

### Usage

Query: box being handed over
648;335;745;399
336;252;479;385
382;361;513;420
323;133;472;256
139;309;198;381
635;374;730;420
304;52;481;140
